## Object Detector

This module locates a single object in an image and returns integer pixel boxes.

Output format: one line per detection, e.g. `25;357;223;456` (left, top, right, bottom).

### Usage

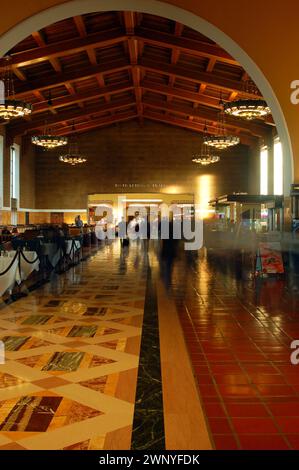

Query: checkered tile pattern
0;242;147;450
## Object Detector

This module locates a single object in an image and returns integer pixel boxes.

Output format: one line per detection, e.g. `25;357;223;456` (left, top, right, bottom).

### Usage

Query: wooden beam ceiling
1;27;237;72
4;10;274;143
8;97;136;137
53;110;138;135
11;59;130;97
143;110;256;147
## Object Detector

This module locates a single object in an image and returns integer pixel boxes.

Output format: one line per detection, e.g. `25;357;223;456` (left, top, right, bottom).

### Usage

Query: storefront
209;194;284;232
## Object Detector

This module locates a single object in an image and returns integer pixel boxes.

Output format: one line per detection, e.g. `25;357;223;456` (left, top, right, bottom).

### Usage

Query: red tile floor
171;250;299;450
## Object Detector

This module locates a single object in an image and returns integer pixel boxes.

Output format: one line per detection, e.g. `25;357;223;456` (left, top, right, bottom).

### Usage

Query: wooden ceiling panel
174;78;199;93
20;61;55;82
71;76;99;92
213;61;245;81
95;43;126;63
140;14;175;34
142;44;172;63
104;69;130;86
204;85;230;101
42;18;79;44
46;85;70;99
110;90;135;102
143;90;167;102
9;36;38;55
58;51;91;72
171;97;194;109
177;53;209;71
143;70;169;85
182;26;216;45
84;12;123;34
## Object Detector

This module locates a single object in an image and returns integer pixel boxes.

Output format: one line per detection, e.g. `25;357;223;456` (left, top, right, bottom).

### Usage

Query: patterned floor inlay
0;394;103;432
0;241;147;449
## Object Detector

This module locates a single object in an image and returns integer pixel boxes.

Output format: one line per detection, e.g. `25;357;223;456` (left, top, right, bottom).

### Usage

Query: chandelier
204;102;240;150
192;155;220;166
32;134;68;149
59;123;87;166
223;79;271;120
31;95;68;149
192;128;220;166
59;155;87;166
0;56;32;120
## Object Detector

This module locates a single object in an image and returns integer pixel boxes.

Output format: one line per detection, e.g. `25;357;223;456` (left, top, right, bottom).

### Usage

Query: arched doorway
0;0;294;195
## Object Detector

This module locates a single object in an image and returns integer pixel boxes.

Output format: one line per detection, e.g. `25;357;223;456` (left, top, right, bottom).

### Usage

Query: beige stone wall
35;120;250;209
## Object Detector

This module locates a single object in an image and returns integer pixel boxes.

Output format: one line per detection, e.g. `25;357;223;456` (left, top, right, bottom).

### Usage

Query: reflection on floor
172;250;299;450
1;241;299;450
0;242;147;450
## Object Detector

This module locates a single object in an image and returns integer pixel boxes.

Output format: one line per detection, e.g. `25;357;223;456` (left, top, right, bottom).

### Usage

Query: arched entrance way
0;0;294;195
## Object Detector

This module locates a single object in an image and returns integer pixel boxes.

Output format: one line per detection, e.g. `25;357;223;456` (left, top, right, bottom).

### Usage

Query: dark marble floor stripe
131;263;165;450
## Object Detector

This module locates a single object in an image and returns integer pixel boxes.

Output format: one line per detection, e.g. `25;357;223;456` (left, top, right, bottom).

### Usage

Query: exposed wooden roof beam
140;80;272;126
8;97;136;136
139;58;262;98
123;11;135;35
124;12;143;122
31;82;134;114
206;57;216;73
174;22;184;36
11;59;130;97
73;15;108;102
229;91;239;101
31;31;62;73
53;110;137;135
142;96;268;137
2;27;238;71
168;22;182;101
1;29;126;70
135;27;238;65
143;110;256;147
10;57;260;103
12;66;26;81
73;16;87;37
64;82;84;109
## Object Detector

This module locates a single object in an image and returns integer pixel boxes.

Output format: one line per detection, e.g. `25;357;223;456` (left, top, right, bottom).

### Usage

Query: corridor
0;241;299;450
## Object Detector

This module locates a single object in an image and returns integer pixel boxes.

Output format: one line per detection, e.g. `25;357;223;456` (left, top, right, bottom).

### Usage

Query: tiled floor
1;240;299;450
0;241;147;450
173;249;299;450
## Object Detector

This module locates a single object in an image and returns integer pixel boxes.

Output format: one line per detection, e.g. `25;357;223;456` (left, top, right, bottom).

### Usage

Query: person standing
75;215;83;229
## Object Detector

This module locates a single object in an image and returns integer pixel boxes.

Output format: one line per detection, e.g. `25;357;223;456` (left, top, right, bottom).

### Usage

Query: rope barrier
20;249;39;264
0;250;19;276
0;238;83;293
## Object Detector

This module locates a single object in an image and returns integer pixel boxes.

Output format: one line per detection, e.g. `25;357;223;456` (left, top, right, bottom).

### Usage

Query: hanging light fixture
192;125;220;166
223;78;271;120
0;56;32;120
192;155;220;166
31;134;68;149
203;97;240;149
59;122;87;166
31;94;68;149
